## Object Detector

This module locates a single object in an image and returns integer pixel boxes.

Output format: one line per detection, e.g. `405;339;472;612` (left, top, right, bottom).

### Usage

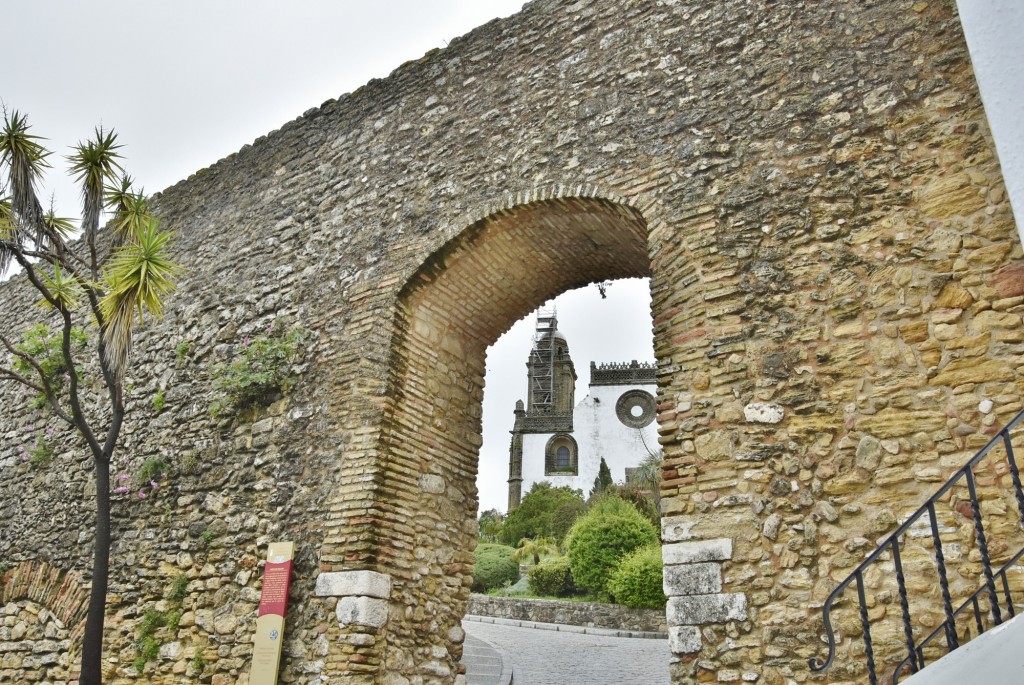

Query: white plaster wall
519;382;659;498
956;0;1024;232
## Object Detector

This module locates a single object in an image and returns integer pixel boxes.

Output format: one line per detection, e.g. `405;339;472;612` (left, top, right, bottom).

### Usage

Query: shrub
210;326;307;416
472;543;519;592
550;498;587;544
607;544;666;609
137;457;168;485
565;495;659;599
500;481;584;548
527;556;576;597
601;483;659;526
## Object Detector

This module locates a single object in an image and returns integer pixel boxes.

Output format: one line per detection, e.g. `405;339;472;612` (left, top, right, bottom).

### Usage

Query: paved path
463;619;670;685
461;630;510;685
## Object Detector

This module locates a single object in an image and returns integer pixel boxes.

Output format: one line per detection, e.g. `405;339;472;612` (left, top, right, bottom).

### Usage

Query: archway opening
476;277;656;514
379;195;661;681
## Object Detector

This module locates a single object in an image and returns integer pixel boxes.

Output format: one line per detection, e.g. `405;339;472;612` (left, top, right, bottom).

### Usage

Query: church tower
508;312;576;509
526;312;576;416
506;311;659;512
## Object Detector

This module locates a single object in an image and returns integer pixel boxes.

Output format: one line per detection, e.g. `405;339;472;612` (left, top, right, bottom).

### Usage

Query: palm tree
512;537;558;566
0;110;179;685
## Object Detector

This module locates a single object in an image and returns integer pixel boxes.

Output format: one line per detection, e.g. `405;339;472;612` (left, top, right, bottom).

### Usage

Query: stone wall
465;594;667;634
0;0;1022;683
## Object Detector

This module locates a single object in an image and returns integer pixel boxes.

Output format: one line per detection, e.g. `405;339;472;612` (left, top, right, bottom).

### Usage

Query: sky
2;1;1021;513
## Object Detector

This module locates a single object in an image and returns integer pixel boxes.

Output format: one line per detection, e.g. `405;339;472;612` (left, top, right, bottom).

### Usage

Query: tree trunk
79;456;111;685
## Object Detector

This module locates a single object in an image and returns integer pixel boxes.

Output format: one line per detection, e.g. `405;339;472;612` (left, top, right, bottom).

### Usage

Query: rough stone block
662;538;733;565
668;626;701;654
419;474;446;494
316;570;392;599
743;402;783;424
666;593;747;626
663;562;722;596
336;596;389;628
661;516;696;542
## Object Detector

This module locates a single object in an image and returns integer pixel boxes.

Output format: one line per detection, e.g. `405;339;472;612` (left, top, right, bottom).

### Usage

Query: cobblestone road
464;620;670;685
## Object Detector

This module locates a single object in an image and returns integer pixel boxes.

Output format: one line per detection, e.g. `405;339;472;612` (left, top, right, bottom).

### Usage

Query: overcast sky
2;1;1021;514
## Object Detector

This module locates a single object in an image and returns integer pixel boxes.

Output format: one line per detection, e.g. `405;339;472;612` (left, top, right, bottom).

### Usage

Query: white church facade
506;313;659;509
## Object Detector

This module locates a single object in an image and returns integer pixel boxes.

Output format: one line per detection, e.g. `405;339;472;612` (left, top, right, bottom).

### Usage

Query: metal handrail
809;408;1024;684
891;545;1024;679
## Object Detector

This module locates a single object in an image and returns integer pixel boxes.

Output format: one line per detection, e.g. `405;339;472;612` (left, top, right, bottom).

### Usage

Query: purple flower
138;491;147;499
114;486;129;494
243;336;250;348
150;480;159;490
117;473;131;481
45;428;54;436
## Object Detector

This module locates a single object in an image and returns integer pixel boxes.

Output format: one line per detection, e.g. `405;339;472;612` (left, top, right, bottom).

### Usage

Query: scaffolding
529;310;557;414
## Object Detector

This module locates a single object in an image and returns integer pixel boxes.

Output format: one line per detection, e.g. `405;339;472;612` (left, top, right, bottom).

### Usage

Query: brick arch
0;560;90;646
315;193;681;682
311;184;724;683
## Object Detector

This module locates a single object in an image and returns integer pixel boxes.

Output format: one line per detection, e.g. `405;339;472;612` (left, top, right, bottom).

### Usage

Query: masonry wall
1;0;1022;683
465;594;667;634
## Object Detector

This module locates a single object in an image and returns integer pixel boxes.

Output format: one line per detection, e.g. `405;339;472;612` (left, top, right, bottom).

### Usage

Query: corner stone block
667;593;747;626
668;626;702;654
337;596;389;628
316;570;392;599
663;562;722;596
662;538;733;566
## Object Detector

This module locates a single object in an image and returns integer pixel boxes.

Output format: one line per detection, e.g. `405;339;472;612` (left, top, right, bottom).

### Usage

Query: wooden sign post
250;541;295;685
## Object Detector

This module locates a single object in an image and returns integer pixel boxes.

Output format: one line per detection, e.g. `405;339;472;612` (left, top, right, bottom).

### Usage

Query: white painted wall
519;382;659;497
956;0;1024;233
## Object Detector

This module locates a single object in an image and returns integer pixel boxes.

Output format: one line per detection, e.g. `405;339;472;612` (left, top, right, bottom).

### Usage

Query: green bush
550;498;587;543
500;482;584;548
210;326;307;415
607;544;666;608
527;556;576;597
472;543;519;592
565;495;659;599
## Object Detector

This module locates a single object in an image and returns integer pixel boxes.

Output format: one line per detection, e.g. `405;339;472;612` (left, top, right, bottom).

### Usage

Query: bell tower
508;311;578;508
525;311;576;416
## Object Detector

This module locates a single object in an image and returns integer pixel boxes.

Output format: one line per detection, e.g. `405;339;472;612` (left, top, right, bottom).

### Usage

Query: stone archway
314;191;692;683
384;194;658;681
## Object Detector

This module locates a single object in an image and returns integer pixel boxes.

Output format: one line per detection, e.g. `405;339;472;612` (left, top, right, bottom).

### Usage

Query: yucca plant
0;109;179;685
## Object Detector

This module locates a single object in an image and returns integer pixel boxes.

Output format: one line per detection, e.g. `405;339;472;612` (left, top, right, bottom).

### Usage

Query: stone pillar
507;402;525;510
315;570;393;683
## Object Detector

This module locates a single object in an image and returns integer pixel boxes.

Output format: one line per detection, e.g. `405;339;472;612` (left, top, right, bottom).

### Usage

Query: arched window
545;434;578;475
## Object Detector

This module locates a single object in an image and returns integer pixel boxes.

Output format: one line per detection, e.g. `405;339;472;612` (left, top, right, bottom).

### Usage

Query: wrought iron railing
809;408;1024;684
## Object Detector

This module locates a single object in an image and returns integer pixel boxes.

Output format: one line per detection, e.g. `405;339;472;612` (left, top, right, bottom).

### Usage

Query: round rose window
616;390;656;428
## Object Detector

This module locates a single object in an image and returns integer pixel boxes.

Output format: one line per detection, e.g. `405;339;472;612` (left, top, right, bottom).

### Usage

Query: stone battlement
590;360;657;386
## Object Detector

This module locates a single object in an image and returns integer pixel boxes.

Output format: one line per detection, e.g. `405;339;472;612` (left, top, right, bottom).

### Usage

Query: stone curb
464;614;667;640
462;628;515;685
